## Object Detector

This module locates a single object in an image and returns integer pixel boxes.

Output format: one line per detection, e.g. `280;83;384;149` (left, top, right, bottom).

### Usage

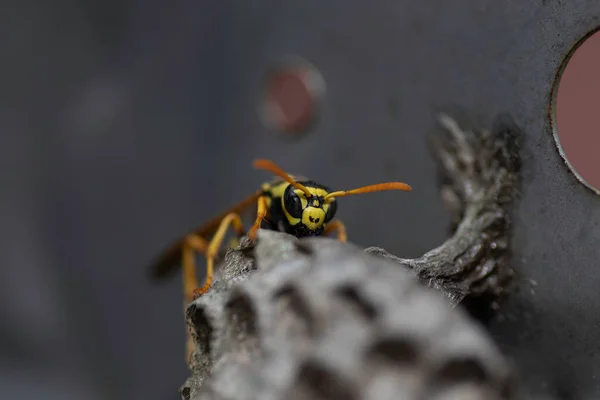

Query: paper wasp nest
180;114;522;400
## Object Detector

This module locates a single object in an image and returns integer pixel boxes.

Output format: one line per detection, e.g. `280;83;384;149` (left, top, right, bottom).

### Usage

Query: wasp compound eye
284;186;303;218
325;200;337;223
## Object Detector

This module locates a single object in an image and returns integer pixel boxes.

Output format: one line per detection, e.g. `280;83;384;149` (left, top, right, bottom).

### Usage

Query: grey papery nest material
180;113;522;400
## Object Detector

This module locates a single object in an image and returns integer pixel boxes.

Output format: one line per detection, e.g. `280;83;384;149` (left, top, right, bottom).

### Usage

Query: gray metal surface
2;1;600;400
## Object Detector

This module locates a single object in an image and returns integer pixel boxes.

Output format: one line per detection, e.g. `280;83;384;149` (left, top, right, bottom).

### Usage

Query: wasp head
282;182;337;236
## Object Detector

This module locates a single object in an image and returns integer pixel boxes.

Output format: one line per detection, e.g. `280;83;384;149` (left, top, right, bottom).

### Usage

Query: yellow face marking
302;207;326;230
283;211;301;225
295;189;309;209
307;188;329;198
298;187;330;230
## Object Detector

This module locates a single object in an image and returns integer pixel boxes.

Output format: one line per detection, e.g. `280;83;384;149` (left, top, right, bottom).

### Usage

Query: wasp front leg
324;219;347;243
181;234;210;363
180;214;244;363
248;195;269;241
189;213;245;300
182;234;209;305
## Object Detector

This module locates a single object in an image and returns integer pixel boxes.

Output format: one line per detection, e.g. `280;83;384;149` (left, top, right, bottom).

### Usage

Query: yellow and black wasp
149;159;411;361
149;158;412;305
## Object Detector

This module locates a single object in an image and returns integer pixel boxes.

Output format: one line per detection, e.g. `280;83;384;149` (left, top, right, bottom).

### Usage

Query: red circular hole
553;29;600;193
261;62;323;135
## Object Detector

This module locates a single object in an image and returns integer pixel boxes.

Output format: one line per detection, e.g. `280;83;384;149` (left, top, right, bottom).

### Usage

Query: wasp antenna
323;182;412;201
252;159;313;197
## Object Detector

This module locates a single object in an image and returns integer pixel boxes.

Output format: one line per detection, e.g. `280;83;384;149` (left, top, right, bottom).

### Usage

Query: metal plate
2;1;599;399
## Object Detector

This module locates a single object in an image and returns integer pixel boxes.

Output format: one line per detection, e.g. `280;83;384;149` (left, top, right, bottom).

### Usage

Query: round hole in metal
259;56;325;138
551;27;600;194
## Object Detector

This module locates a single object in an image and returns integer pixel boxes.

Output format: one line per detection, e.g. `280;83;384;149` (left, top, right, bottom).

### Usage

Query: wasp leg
182;234;209;304
324;219;348;243
248;195;269;241
185;325;196;364
181;235;210;363
191;213;245;299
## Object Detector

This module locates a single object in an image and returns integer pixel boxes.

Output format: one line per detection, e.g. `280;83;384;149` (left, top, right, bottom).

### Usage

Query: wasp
150;158;411;303
149;159;411;361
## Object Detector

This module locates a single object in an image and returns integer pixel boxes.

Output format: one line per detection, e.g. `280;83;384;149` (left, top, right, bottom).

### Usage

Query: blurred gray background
2;1;599;400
